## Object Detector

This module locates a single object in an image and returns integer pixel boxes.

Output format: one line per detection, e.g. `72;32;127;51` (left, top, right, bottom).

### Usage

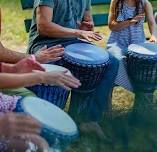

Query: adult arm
0;72;43;89
0;42;64;64
36;6;102;41
0;70;81;90
0;42;28;63
78;10;94;31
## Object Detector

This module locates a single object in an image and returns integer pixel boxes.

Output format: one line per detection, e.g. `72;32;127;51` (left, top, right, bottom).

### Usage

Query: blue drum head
128;43;157;56
65;43;109;64
22;97;78;137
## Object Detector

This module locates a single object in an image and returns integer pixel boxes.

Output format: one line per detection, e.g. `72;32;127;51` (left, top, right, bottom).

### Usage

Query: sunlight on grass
0;0;31;51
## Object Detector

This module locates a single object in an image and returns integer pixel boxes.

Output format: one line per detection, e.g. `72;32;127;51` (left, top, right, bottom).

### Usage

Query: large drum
61;43;110;91
127;43;157;92
15;97;78;149
27;64;71;109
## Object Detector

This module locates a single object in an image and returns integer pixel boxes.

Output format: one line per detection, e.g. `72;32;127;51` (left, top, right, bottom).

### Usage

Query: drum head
22;97;78;137
42;64;72;76
65;43;109;64
128;43;157;56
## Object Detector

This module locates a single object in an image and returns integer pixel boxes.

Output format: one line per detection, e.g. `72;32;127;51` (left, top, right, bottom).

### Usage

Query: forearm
148;23;157;36
0;42;28;63
38;22;81;38
0;73;43;89
109;20;131;31
83;10;93;22
145;1;157;37
1;63;14;73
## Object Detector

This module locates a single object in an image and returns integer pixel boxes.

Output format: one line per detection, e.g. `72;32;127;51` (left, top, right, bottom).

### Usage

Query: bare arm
0;42;66;64
0;8;1;34
145;0;157;42
36;6;102;41
83;10;93;22
0;70;81;90
108;0;131;31
78;10;94;31
0;72;43;89
0;42;28;63
36;6;81;38
108;0;145;31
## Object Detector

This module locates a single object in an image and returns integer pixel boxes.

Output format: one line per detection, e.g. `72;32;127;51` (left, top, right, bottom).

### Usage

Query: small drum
61;43;110;91
127;43;157;91
27;64;71;109
15;96;78;148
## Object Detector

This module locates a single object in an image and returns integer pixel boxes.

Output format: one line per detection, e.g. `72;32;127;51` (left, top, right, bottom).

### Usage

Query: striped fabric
107;0;146;91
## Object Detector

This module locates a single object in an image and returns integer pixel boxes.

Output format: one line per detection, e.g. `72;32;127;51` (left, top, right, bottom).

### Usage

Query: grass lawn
1;0;157;152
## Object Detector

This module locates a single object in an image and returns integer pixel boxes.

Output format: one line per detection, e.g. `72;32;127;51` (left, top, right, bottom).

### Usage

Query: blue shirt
28;0;91;53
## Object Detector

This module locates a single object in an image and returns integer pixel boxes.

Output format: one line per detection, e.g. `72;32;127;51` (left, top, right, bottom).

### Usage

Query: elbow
37;21;49;36
108;23;118;31
108;24;114;31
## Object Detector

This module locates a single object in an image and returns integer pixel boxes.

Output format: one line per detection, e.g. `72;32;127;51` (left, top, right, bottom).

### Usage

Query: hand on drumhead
54;70;81;90
4;56;45;73
79;30;102;42
34;70;81;90
0;113;41;139
35;45;64;63
149;35;157;43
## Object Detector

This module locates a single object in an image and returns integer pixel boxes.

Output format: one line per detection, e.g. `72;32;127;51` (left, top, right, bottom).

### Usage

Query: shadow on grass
66;101;157;152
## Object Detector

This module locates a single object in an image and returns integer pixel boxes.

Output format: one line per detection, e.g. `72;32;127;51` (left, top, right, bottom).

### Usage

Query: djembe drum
127;43;157;123
127;43;157;92
60;43;110;120
62;43;110;91
15;96;78;150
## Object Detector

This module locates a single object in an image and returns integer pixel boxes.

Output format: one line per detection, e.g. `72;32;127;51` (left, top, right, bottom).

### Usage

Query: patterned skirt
107;44;133;91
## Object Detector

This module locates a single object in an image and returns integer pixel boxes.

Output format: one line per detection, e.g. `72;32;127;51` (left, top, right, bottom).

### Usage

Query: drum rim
127;50;157;60
41;64;72;75
128;43;157;57
21;97;79;138
64;43;110;64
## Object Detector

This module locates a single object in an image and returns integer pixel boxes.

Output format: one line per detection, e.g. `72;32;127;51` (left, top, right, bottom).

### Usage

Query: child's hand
149;35;157;43
130;13;145;24
34;70;81;90
13;56;45;73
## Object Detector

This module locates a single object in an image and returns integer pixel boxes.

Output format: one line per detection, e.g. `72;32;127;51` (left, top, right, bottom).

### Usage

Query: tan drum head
128;43;157;56
42;64;72;76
